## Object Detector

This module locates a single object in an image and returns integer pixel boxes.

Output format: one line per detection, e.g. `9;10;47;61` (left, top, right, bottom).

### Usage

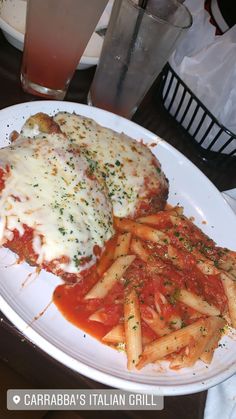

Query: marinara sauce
53;213;227;344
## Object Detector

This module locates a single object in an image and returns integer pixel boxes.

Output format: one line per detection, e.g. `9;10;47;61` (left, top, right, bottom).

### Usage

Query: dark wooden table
0;30;235;419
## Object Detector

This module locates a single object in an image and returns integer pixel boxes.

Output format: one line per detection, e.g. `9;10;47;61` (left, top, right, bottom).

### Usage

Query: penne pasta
102;323;153;346
178;289;220;316
168;244;219;276
114;232;132;259
102;324;125;344
96;235;117;276
169;214;213;246
170;316;225;368
167;244;192;270
136;318;207;369
200;317;226;364
168;216;235;278
84;255;136;300
124;289;142;369
114;217;170;245
137;206;183;225
218;251;236;280
196;260;219;276
168;315;182;331
154;291;168;314
220;272;236;327
169;348;189;369
55;204;236;373
141;305;171;336
88;309;105;323
130;237;150;262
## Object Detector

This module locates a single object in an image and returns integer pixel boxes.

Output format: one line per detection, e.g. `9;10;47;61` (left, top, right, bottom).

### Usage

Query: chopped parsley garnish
69;214;74;222
73;255;81;267
169;289;180;305
58;227;66;236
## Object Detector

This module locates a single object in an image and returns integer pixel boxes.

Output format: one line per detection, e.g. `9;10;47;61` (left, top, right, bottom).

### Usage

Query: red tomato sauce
53;222;228;345
3;224;98;283
0;165;11;193
53;267;124;340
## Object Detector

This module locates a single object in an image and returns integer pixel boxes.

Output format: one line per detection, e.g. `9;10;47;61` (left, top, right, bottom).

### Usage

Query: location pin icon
13;395;21;404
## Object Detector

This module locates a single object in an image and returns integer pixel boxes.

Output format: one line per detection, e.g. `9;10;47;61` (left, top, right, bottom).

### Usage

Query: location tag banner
7;389;164;411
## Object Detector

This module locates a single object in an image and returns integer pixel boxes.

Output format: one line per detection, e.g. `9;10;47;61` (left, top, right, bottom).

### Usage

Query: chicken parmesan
0;111;168;281
53;112;169;218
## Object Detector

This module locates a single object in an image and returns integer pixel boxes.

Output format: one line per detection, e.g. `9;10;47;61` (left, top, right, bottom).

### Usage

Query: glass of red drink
21;0;108;99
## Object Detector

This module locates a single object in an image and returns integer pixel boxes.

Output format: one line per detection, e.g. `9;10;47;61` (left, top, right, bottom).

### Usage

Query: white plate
0;101;236;396
0;0;113;69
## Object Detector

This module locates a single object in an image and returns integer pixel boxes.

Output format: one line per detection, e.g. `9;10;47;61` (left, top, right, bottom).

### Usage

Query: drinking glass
88;0;192;119
21;0;108;99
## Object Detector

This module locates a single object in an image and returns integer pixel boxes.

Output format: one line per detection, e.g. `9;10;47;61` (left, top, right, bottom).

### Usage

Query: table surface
0;30;235;419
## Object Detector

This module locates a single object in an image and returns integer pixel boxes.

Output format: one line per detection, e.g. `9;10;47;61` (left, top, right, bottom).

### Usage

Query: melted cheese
21;123;41;138
53;112;165;217
0;133;113;273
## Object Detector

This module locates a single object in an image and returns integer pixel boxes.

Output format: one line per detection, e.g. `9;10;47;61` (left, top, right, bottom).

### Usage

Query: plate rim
0;100;236;395
2;295;236;396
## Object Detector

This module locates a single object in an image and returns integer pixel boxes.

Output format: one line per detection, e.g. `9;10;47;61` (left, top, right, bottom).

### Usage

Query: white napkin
222;189;236;214
204;188;236;419
168;0;236;154
204;375;236;419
